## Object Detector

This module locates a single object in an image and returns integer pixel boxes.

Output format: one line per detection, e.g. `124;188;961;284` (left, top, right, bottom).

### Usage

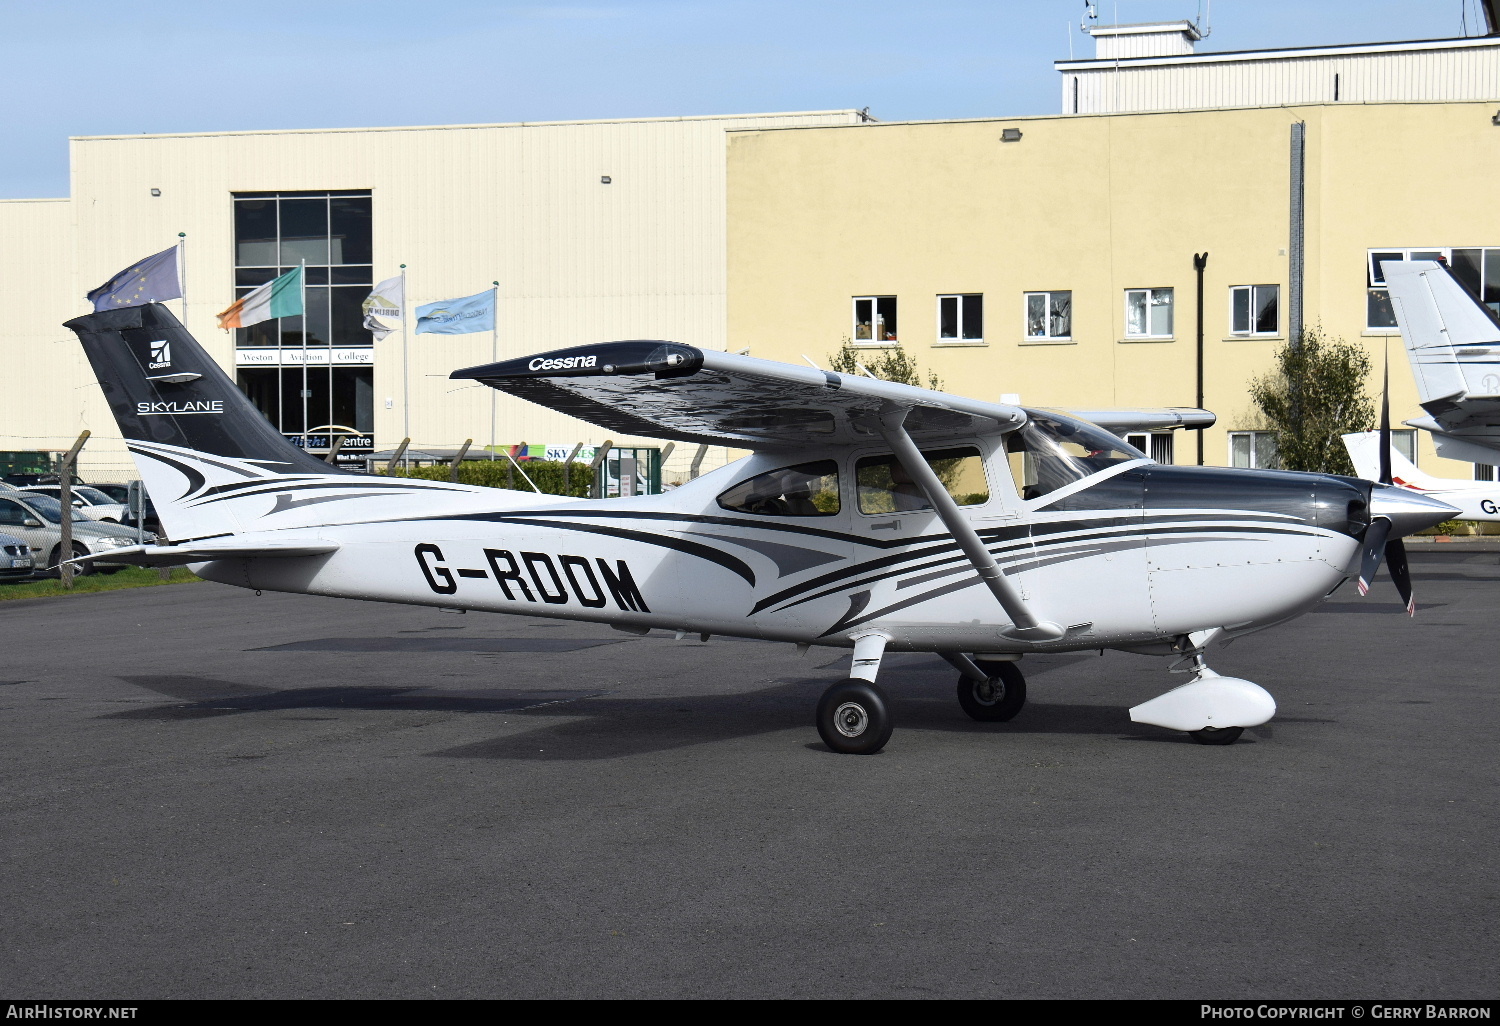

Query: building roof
1056;33;1500;71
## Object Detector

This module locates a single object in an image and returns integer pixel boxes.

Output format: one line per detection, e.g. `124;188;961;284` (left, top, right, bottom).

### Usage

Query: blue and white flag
415;290;495;335
86;245;182;311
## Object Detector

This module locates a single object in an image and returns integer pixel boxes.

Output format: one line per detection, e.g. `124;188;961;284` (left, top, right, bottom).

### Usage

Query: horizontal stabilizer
453;342;1026;448
1068;408;1215;433
67;537;340;568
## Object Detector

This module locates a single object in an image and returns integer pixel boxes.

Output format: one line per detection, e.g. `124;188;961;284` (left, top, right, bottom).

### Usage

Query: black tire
956;661;1026;722
48;544;96;577
815;679;893;755
1189;726;1243;746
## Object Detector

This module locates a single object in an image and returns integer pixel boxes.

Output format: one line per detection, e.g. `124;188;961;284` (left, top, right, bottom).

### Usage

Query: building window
1230;285;1280;336
937;294;983;342
1230;431;1279;469
1393;429;1416;465
853;296;898;343
1125;287;1173;338
1024;291;1072;341
1476;464;1495;482
1367;247;1500;329
232;190;375;462
1125;432;1174;464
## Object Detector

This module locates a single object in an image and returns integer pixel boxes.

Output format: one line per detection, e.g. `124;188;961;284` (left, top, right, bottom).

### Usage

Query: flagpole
401;264;410;450
177;232;187;325
300;259;308;453
490;281;499;455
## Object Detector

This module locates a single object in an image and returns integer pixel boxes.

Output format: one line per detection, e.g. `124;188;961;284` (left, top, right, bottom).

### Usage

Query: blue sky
0;0;1481;198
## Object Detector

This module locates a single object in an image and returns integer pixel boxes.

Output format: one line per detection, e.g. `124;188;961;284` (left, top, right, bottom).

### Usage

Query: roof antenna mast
1195;0;1212;39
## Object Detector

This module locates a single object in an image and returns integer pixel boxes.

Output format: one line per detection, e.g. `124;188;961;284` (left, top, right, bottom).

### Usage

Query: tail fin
1341;431;1441;490
65;303;349;540
1384;260;1500;413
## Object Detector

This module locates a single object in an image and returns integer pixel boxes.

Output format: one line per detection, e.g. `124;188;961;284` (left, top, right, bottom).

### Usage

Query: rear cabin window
855;447;989;514
717;461;840;517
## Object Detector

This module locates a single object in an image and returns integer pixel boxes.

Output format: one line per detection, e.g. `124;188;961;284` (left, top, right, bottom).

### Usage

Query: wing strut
875;409;1064;642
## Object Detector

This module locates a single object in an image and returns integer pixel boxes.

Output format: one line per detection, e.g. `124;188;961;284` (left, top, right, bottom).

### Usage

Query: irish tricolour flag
216;266;303;330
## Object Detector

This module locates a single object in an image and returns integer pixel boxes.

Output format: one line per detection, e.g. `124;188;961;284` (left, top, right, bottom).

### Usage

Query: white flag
362;276;403;341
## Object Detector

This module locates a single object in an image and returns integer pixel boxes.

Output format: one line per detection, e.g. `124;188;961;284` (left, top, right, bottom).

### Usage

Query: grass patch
0;566;202;602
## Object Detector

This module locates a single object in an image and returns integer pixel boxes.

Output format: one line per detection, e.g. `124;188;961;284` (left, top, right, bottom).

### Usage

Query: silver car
19;484;130;523
0;530;34;581
0;493;148;575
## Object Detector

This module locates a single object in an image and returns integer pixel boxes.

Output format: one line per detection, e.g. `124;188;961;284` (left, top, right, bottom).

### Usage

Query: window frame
849;443;994;517
1022;290;1073;343
935;293;985;345
1364;247;1500;332
1123;287;1174;340
1228;284;1281;337
851;295;899;346
1228;431;1279;470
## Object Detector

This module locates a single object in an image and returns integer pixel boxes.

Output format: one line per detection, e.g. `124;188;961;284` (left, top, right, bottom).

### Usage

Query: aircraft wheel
48;544;95;577
956;661;1026;722
816;679;893;755
1188;726;1243;746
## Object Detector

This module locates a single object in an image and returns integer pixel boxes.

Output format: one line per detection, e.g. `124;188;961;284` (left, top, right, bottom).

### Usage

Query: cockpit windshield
1006;409;1149;500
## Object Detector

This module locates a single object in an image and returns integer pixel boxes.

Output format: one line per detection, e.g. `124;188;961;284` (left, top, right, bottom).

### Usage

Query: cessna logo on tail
528;355;597;372
137;400;224;416
149;340;171;369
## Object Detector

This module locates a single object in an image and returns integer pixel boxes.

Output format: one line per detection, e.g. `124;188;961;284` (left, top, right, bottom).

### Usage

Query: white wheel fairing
1129;674;1276;732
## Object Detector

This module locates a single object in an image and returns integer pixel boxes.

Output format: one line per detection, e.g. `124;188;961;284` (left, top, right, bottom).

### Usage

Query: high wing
1384;259;1500;464
1066;408;1215;434
452;341;1025;448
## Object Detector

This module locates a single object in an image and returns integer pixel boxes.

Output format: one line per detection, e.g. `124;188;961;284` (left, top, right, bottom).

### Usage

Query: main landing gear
815;632;895;755
814;636;1034;754
955;659;1027;722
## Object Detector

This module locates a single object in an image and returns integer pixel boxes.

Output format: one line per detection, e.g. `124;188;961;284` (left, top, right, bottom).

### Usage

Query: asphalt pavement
1;551;1496;999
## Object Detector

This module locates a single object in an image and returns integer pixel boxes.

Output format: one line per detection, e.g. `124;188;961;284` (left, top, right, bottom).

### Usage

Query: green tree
1248;326;1376;476
827;338;943;391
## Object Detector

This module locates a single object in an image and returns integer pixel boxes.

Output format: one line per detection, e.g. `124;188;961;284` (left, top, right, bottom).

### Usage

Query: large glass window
1124;288;1173;338
1007;411;1147;500
1367;248;1500;329
1229;431;1280;470
855;447;989;514
232;191;375;464
717;461;840;517
853;296;898;343
1230;285;1279;336
1025;291;1072;341
937;294;983;342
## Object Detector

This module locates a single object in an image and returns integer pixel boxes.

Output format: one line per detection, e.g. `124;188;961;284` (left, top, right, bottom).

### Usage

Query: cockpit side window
1005;410;1149;500
855;446;989;514
717;460;840;517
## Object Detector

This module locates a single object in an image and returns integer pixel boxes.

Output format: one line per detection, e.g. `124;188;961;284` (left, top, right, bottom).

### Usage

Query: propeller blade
1378;347;1392;486
1385;537;1415;616
1357;517;1392;596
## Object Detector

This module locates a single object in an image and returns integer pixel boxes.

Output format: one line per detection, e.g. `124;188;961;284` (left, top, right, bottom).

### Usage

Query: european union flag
87;245;182;311
416;289;495;335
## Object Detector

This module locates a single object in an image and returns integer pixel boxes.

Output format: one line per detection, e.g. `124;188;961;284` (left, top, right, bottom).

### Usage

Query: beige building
0;110;862;481
725;99;1500;474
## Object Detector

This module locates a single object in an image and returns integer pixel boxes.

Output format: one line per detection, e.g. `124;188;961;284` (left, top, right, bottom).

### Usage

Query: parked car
0;493;149;575
0;530;35;582
87;482;160;534
20;484;130;523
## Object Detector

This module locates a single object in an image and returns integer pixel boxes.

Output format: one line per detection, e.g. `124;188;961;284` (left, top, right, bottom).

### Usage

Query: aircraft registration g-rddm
66;303;1456;753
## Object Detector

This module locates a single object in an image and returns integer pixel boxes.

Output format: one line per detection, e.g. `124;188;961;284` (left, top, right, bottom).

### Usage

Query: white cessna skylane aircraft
66;304;1456;752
